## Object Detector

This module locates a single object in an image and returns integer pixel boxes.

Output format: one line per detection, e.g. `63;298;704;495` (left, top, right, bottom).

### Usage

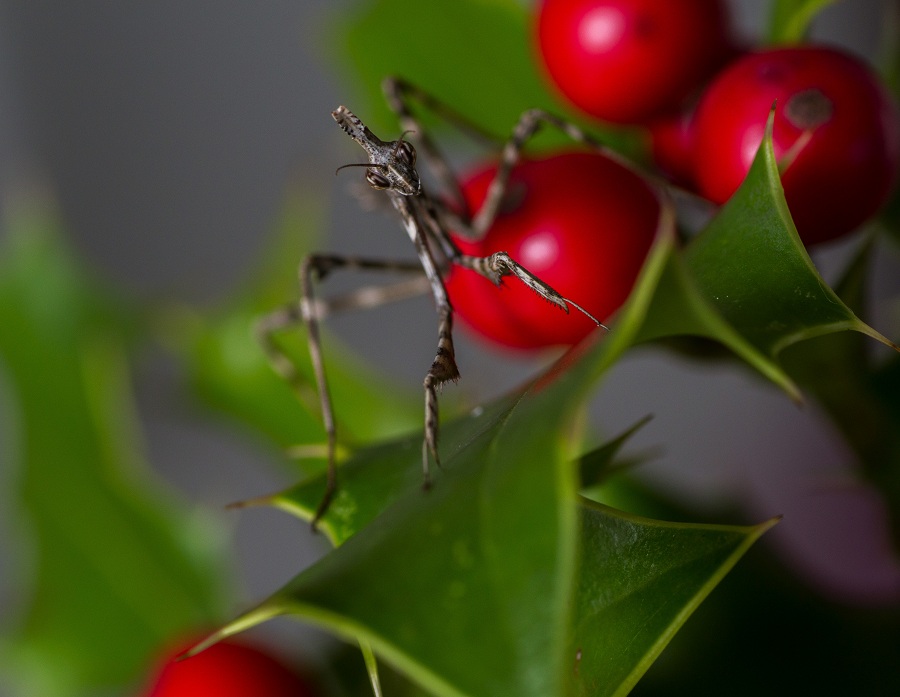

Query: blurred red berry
141;638;317;697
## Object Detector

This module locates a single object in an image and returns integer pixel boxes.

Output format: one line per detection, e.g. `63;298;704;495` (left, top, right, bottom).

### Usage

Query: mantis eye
395;140;417;167
366;169;391;189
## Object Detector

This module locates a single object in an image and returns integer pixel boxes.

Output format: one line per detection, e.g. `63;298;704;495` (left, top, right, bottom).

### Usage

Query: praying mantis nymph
258;78;613;525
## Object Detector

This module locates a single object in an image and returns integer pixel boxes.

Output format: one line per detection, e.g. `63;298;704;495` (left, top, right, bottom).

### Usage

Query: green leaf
567;502;778;697
780;233;881;440
195;346;591;697
634;233;801;399
246;388;524;546
576;415;653;487
768;0;838;43
192;316;773;696
583;191;800;399
334;0;551;137
0;207;229;697
360;639;384;697
576;132;900;459
587;111;896;404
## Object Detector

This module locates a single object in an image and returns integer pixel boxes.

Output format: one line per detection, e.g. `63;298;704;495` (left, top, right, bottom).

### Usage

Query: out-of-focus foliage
0;208;230;697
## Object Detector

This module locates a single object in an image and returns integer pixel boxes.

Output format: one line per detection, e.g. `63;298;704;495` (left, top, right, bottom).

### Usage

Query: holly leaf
190;328;773;697
567;501;778;697
611;110;897;402
0;207;228;697
193;332;592;697
683;109;897;376
586;192;802;399
632;229;801;399
246;392;523;547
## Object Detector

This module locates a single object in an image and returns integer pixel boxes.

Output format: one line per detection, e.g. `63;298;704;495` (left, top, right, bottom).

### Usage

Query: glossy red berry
446;152;659;350
692;46;900;245
141;638;316;697
535;0;732;123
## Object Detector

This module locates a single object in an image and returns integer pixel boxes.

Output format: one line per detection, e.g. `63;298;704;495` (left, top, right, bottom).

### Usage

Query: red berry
141;638;317;697
647;109;697;186
692;46;900;245
535;0;732;124
446;152;659;350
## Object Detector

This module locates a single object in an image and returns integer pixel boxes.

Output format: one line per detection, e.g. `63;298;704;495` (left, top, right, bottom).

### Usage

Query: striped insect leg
422;305;459;485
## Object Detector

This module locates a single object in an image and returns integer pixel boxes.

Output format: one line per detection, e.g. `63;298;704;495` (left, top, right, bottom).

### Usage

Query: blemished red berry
692;46;900;245
446;152;659;350
535;0;732;124
141;638;317;697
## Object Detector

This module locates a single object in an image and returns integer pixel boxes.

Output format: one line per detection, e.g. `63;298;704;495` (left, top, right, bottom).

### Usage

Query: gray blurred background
0;0;897;671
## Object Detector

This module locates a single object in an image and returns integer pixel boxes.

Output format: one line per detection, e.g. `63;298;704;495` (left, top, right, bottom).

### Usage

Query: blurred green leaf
0;206;229;697
768;0;838;43
329;0;639;156
335;0;552;136
360;639;385;697
576;415;653;487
